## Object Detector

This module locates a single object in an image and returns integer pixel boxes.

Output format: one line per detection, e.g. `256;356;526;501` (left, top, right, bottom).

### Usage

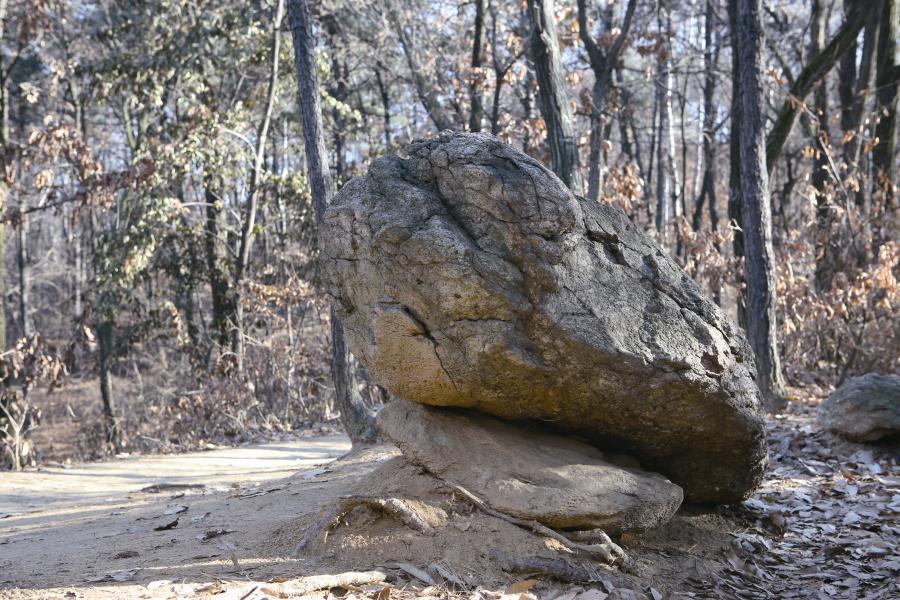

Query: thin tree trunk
841;2;878;209
577;0;638;202
97;317;118;448
528;0;583;193
693;0;720;235
469;0;486;132
731;0;787;411
232;0;285;372
16;214;31;338
375;69;391;147
0;0;7;351
655;53;670;240
811;0;836;292
204;182;232;350
287;0;377;447
873;0;898;209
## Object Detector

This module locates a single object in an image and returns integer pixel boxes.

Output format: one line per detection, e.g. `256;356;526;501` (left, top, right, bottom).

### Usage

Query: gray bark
469;0;486;132
16;213;31;338
873;0;898;208
811;0;836;292
287;0;377;446
527;0;583;193
730;0;787;411
692;0;720;235
97;317;118;448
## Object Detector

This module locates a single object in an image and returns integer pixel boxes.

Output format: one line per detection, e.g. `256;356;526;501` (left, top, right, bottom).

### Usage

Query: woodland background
0;0;897;469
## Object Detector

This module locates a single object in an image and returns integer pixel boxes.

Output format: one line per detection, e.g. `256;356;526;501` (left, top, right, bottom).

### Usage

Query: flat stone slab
322;132;767;502
378;399;683;534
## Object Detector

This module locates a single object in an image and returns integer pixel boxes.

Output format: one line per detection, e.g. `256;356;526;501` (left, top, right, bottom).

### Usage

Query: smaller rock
377;400;683;535
819;374;900;442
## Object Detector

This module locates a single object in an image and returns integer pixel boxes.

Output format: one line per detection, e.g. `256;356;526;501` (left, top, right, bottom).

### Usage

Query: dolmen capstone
320;132;767;505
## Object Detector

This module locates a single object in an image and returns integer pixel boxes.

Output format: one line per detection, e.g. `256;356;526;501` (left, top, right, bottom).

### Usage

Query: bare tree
232;0;285;372
388;0;455;132
527;0;582;193
810;0;835;292
692;0;721;235
287;0;377;446
765;0;878;169
576;0;638;202
730;0;787;411
873;0;898;208
469;0;486;132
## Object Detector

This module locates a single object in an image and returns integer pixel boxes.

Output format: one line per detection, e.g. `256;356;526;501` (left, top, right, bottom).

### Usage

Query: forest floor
0;393;897;600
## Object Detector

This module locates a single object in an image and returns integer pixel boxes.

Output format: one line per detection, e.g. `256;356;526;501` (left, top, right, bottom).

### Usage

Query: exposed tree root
293;495;434;555
448;483;631;569
292;479;630;572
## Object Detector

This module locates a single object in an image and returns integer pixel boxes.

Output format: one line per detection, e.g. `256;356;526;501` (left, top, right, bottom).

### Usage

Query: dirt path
0;435;351;516
0;435;353;599
1;403;897;600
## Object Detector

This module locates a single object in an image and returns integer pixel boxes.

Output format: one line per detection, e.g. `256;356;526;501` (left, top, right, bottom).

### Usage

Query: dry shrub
73;281;380;459
780;237;898;387
0;336;66;469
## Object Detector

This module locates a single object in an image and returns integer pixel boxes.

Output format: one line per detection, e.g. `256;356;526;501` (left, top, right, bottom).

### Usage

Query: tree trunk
0;1;7;351
577;0;638;202
232;0;285;373
811;0;836;292
375;69;391;147
840;1;878;209
527;0;583;193
730;0;787;411
16;214;31;338
873;0;898;209
97;317;118;448
469;0;486;132
693;0;720;235
204;181;233;351
655;52;671;240
287;0;377;447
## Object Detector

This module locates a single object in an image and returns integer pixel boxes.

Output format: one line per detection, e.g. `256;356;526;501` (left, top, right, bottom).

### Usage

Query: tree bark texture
731;0;787;411
528;0;583;193
287;0;377;446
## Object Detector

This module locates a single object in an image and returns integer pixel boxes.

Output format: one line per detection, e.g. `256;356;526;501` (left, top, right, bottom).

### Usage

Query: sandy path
0;435;350;516
0;434;358;599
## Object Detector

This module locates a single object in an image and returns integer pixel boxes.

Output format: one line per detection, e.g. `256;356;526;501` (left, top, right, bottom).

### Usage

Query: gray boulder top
819;373;900;443
320;132;767;503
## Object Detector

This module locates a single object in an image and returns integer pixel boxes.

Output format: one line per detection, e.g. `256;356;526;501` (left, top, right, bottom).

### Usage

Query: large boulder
378;399;683;534
320;132;767;502
819;374;900;442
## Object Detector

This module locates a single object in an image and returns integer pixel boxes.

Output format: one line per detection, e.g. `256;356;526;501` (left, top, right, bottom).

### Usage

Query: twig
260;570;388;598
